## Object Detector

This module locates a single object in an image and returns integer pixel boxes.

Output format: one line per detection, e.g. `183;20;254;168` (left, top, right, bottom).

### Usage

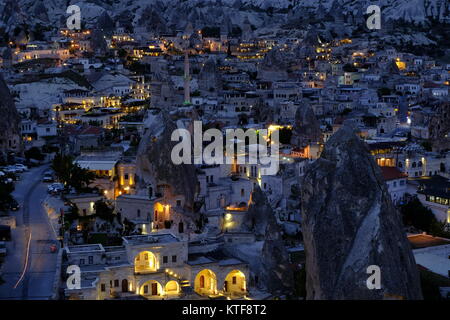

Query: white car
3;166;20;173
14;164;28;171
48;183;64;194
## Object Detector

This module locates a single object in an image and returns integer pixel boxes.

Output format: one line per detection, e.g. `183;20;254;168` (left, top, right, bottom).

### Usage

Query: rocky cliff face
0;73;21;162
300;124;423;300
237;186;293;294
136;109;199;216
292;103;322;149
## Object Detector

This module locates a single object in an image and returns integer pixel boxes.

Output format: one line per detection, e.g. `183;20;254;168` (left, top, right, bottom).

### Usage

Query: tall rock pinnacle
235;186;293;293
136;110;198;215
300;124;422;300
292;103;322;149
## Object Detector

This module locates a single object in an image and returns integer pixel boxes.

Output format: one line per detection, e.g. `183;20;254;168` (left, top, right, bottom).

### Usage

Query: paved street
0;165;59;300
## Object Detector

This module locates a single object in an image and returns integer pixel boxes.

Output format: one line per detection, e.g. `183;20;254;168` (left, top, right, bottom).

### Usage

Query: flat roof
408;234;450;249
187;250;246;267
380;167;408;181
122;233;179;245
75;160;117;171
116;194;152;201
413;244;450;277
66;244;104;253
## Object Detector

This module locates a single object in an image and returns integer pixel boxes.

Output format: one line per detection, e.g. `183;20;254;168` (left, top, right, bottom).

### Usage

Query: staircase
180;278;193;295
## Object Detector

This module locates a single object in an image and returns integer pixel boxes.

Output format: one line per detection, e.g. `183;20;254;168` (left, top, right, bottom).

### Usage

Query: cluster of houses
0;19;449;300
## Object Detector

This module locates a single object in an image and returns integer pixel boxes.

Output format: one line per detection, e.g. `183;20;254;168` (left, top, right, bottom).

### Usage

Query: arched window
398;162;403;168
418;161;422;167
412;162;416;168
134;251;157;273
200;275;205;288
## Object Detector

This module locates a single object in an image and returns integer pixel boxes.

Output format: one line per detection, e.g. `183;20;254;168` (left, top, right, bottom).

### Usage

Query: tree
122;217;136;236
63;205;79;231
279;127;293;144
430;220;450;239
343;63;357;72
201;26;220;38
51;153;74;186
0;176;14;212
51;153;95;192
117;48;127;58
377;87;391;97
25;147;45;161
421;141;432;152
70;165;96;192
400;197;441;233
94;200;115;222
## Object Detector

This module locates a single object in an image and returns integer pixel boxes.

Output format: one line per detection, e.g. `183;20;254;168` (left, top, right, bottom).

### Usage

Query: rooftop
122;233;179;246
187;250;246;266
66;244;104;253
380;167;408;181
408;233;450;249
413;243;450;278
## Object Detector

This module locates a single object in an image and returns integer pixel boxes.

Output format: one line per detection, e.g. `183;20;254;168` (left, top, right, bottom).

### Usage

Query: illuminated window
200;275;205;288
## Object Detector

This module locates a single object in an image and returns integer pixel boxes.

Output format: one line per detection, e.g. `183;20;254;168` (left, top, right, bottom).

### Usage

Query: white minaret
183;49;191;105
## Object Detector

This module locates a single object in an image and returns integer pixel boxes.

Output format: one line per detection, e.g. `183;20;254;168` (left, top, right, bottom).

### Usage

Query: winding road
0;165;59;300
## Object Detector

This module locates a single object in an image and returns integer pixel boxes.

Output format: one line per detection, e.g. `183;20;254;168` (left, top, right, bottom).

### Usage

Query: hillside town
0;1;449;301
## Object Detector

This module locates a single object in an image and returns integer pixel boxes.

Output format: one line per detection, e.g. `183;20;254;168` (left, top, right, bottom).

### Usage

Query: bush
400;197;436;232
25;147;45;161
94;200;115;222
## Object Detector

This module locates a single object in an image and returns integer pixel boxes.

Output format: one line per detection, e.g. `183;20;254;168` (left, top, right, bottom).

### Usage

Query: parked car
8;165;24;173
47;183;64;194
42;174;54;183
43;169;54;175
3;166;20;174
13;164;28;172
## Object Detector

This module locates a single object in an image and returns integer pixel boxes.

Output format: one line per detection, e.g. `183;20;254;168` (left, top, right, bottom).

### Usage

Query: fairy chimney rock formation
300;124;422;300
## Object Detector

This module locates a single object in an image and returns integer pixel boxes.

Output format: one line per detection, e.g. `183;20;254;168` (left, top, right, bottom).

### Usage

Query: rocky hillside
0;0;448;46
300;123;423;300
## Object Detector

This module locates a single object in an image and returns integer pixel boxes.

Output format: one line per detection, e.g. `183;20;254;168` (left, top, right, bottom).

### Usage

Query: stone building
64;233;249;300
